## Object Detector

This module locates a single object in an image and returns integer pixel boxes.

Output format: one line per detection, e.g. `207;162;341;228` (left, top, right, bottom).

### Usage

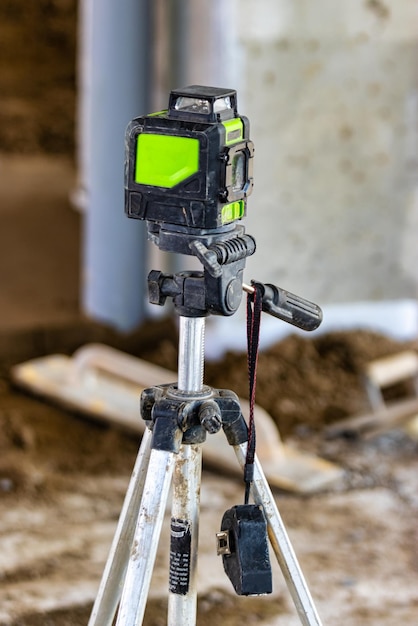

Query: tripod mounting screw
199;400;222;434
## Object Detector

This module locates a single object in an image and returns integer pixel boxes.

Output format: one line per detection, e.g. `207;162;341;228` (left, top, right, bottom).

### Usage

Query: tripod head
124;85;322;330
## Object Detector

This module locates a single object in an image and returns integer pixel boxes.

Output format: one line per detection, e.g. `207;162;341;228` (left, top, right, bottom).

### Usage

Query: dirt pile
136;320;416;438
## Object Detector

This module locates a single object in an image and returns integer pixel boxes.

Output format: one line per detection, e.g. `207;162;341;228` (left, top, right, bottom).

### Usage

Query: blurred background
1;0;418;348
2;5;418;624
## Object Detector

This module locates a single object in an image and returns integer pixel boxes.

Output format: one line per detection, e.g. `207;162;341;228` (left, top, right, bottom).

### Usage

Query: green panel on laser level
221;200;245;224
135;134;199;188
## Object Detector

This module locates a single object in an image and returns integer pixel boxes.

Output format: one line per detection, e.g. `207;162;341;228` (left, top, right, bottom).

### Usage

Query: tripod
88;310;323;625
92;83;326;624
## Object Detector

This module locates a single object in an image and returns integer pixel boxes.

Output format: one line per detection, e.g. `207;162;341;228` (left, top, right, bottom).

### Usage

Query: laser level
125;85;254;238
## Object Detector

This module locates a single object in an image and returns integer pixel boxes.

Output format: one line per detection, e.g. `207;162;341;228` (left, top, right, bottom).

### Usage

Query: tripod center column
178;316;205;393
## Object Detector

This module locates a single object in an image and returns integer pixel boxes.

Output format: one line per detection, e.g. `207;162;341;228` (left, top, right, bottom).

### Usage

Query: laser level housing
125;85;254;251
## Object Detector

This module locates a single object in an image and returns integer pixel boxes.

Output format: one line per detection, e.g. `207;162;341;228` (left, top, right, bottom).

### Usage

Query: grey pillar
79;0;151;331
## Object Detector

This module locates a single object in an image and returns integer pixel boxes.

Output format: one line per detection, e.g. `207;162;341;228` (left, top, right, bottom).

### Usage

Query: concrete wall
232;0;418;308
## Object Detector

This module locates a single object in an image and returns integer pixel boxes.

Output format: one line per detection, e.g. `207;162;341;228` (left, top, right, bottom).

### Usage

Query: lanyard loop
244;282;263;504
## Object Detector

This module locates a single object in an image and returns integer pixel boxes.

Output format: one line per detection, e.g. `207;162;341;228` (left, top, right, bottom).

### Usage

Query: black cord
244;282;263;504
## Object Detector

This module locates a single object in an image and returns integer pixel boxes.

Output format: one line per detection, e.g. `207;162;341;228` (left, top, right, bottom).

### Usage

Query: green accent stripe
222;118;244;145
148;109;167;117
221;200;245;224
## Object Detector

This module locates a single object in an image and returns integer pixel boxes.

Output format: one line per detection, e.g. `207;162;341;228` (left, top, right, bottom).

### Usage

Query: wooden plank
324;397;418;439
365;350;418;388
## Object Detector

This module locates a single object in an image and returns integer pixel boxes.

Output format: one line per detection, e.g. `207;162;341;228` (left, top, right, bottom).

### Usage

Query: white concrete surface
234;1;418;307
178;0;418;343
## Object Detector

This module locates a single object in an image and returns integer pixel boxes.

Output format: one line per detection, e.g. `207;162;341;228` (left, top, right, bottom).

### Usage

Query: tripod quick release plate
217;504;272;596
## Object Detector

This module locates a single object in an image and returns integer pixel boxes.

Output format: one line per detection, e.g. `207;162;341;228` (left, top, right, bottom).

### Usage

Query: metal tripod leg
168;443;202;625
88;426;176;626
166;315;204;625
234;443;323;626
88;427;153;626
89;430;202;626
116;445;176;626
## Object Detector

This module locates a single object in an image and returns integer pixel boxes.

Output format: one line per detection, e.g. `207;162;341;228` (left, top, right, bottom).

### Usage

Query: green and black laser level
125;85;254;255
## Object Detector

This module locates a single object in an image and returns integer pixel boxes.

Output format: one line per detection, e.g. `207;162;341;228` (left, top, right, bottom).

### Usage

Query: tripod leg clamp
215;390;248;446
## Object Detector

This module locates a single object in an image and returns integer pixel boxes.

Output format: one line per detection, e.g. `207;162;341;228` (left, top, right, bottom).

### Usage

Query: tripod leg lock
198;400;222;434
152;406;185;452
215;390;248;446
